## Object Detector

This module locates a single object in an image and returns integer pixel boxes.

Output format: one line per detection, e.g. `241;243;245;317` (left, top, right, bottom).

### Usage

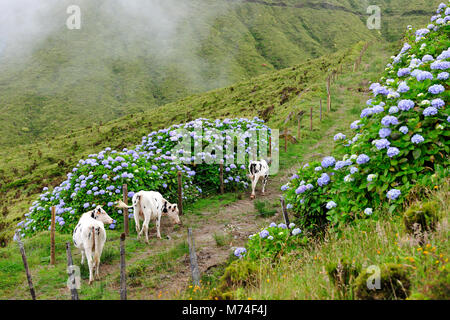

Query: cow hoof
250;195;255;200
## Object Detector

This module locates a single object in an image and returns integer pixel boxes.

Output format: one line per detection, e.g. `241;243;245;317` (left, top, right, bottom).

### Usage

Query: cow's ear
91;211;95;219
162;201;168;213
97;207;102;214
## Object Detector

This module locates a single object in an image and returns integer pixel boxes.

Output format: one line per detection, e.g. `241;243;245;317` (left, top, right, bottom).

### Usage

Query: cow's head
91;206;114;224
162;201;181;225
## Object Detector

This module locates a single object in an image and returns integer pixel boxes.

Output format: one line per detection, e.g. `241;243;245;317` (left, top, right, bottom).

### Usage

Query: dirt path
113;168;291;300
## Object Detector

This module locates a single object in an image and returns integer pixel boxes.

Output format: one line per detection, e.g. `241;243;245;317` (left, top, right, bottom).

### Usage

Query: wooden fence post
327;76;331;112
320;99;322;121
16;232;36;300
120;233;127;300
219;162;224;194
268;135;272;157
122;184;129;237
50;206;56;265
177;171;183;216
310;107;313;131
65;242;79;300
280;197;290;227
284;128;288;152
187;228;200;287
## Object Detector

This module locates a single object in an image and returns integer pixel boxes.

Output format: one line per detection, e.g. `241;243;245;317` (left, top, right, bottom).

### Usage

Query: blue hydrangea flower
411;134;424;144
334;133;346;141
398;100;415;111
397;68;411;77
400;43;411;53
431;98;445;109
269;222;277;227
364;208;373;215
437;72;449;80
321;156;336;168
326;201;337;210
295;185;307;194
351;120;362;129
389;106;399;114
428;84;445;95
387;189;401;200
292;228;302;236
430;60;450;70
234;247;247;259
259;229;270;238
350;167;358;174
423;107;438;117
379;128;392;138
317;173;331;187
415;70;433;81
399;126;409;134
315;166;322;172
387;147;400;158
373;139;391;150
278;223;287;229
397;82;410;93
356;154;370;165
421;55;434;63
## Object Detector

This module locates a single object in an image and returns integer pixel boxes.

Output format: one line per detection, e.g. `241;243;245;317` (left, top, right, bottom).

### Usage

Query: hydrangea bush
234;222;305;261
17;117;272;237
283;4;449;232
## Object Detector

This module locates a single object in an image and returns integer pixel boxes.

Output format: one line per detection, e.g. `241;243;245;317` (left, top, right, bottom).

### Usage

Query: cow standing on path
73;206;114;284
117;190;181;243
248;159;270;200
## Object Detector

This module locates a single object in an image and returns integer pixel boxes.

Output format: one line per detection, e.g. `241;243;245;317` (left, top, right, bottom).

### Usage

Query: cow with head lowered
73;205;114;284
117;190;181;243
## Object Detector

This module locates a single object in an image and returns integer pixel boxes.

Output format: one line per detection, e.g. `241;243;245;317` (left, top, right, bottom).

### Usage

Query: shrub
403;201;440;234
326;257;362;299
354;263;411;300
17;118;271;238
215;259;261;296
283;7;450;232
244;222;307;261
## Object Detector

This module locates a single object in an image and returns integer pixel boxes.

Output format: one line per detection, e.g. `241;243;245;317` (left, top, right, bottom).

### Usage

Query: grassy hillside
0;39;390;245
0;0;442;147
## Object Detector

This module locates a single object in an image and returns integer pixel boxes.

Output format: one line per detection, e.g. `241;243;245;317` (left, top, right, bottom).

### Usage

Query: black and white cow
248;159;270;199
117;190;181;243
73;206;114;284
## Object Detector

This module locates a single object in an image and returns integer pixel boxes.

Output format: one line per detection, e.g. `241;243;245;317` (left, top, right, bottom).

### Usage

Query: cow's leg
80;248;86;265
142;215;151;244
85;246;94;285
134;211;141;239
251;175;259;199
95;240;104;280
156;214;162;239
261;174;268;195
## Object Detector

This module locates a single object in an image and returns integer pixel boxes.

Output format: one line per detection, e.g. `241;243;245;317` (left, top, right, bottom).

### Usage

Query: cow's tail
116;200;132;209
92;226;100;266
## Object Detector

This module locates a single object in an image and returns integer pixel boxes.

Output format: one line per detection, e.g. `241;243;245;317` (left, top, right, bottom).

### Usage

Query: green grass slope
0;0;442;147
